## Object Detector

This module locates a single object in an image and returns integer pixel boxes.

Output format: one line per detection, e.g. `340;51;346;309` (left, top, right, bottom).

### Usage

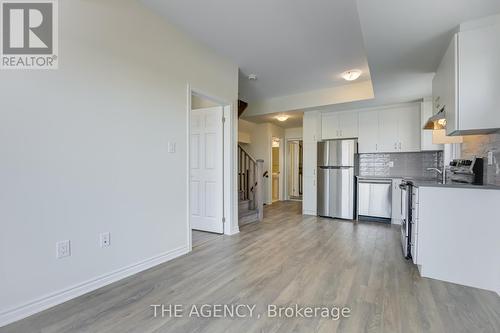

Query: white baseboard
0;245;189;328
225;226;240;235
302;210;317;216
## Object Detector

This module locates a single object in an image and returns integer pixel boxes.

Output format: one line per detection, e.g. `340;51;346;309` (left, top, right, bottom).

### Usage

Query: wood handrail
238;145;257;163
238;145;264;222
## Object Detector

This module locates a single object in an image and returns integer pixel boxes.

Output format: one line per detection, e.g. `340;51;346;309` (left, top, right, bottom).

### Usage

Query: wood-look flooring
2;201;499;332
192;230;222;248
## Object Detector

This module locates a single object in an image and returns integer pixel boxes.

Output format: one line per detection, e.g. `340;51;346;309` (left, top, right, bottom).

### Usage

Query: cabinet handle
394;142;397;150
399;142;402;150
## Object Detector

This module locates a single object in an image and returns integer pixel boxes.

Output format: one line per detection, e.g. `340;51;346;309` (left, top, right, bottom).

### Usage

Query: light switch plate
487;151;494;165
56;240;71;259
388;161;394;168
168;142;176;153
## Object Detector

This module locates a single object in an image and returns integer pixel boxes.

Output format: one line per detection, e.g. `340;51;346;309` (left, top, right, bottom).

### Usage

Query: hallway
4;202;499;332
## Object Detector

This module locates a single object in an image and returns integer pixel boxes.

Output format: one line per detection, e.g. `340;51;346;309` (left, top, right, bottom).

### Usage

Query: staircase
238;145;264;226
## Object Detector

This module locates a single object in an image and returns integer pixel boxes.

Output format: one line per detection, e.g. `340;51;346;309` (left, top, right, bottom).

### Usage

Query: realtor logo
1;0;58;69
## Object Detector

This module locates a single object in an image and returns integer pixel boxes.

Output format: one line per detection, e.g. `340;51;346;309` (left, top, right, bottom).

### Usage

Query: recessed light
248;74;257;80
276;114;289;122
341;69;362;81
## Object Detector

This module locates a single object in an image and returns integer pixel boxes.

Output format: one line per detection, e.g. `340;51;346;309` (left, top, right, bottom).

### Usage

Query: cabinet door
398;104;421;152
358;110;379;153
302;142;317;178
391;179;402;223
338;111;359;138
303;112;321;142
378;108;399;152
302;176;317;215
439;35;458;135
321;113;340;140
459;23;500;132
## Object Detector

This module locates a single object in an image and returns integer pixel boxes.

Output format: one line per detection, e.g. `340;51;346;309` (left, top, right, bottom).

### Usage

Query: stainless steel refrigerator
317;139;358;219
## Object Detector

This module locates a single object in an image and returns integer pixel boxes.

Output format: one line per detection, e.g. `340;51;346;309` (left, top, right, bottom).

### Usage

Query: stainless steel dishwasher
357;178;392;220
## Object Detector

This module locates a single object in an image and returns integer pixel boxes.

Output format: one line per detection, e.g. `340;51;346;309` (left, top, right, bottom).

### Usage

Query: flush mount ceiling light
341;69;362;81
248;74;257;80
276;114;289;122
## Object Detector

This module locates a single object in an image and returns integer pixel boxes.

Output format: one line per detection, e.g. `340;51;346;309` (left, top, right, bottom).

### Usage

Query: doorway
189;93;225;244
287;140;303;200
271;138;280;202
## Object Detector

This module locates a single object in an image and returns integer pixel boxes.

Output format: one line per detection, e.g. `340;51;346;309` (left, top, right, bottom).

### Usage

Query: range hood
423;107;446;130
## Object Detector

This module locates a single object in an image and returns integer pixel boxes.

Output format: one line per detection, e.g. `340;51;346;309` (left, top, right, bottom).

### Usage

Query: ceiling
142;0;371;102
244;111;303;129
142;0;500;115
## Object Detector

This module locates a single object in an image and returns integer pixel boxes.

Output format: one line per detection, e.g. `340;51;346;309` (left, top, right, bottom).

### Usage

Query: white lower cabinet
391;178;403;223
302;176;317;215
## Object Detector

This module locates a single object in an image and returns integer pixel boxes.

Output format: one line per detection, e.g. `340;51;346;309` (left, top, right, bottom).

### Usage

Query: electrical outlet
100;232;111;248
388;161;394;168
56;240;71;259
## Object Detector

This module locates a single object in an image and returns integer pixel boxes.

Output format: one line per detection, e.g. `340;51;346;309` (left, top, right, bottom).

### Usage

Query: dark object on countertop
449;158;484;185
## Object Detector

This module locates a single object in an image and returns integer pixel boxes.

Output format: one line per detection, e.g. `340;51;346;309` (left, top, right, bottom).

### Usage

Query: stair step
239;199;250;212
239;209;259;226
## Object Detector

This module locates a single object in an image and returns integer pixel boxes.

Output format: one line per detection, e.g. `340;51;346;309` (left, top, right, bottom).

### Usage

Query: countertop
356;175;500;190
408;179;500;190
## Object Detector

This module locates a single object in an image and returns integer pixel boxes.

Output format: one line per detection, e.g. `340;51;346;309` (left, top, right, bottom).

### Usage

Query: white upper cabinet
338;112;359;138
358;110;379;153
303;111;321;142
433;20;500;135
358;104;421;153
378;108;400;152
321;111;358;140
321;113;340;139
397;105;421;152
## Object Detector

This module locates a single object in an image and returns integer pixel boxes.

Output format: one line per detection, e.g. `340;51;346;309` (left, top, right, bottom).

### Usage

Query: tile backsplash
359;151;444;180
461;132;500;186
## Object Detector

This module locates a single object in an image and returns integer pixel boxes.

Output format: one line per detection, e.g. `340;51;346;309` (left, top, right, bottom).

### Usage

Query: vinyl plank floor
192;230;222;248
2;201;499;333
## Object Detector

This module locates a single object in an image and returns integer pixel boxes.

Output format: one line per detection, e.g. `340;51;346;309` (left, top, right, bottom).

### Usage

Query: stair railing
238;145;264;221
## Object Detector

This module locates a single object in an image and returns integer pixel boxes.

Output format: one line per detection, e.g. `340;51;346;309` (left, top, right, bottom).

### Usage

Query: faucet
427;167;446;184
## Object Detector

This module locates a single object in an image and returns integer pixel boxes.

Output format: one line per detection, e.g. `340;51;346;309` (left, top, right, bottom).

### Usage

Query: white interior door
190;107;223;234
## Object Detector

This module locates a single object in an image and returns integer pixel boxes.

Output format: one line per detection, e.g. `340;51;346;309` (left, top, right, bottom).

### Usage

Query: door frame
186;84;237;252
284;137;303;200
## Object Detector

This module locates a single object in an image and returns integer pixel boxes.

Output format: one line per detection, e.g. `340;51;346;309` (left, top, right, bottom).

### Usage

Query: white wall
192;94;219;109
240;122;285;204
285;127;303;140
0;0;238;325
238;119;255;143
